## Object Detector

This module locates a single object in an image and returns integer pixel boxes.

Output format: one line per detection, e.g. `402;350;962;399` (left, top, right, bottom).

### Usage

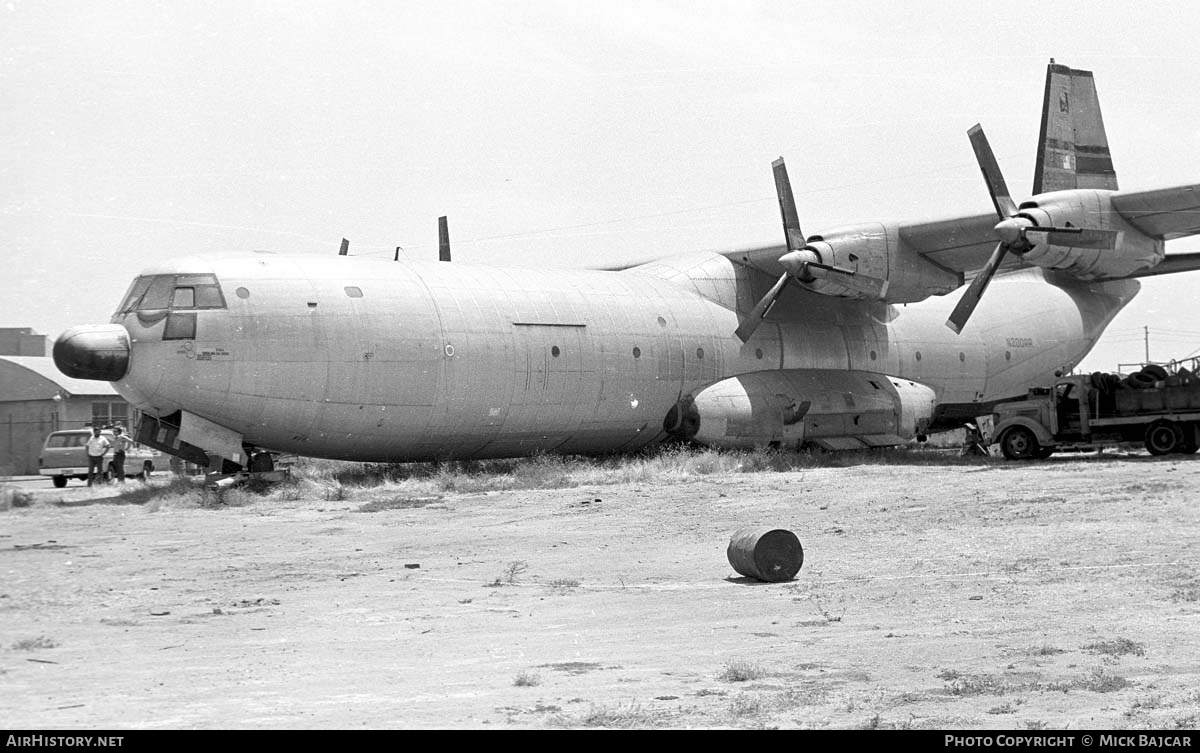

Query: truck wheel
140;461;154;481
52;475;67;488
1144;421;1181;456
1000;427;1039;460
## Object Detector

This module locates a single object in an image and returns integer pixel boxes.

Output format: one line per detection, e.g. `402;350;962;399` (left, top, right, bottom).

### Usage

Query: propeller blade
338;238;349;256
735;272;790;343
946;242;1010;334
807;263;889;299
1025;226;1120;250
967;124;1018;219
772;158;805;251
438;216;451;262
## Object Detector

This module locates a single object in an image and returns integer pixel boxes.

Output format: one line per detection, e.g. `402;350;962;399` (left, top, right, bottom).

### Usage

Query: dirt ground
2;452;1199;729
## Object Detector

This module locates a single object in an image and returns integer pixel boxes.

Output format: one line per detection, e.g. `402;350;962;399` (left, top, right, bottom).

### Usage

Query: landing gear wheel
52;475;67;488
1000;427;1039;460
1144;421;1181;456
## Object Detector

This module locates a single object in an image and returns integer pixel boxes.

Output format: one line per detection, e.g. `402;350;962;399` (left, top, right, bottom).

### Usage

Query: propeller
438;216;451;262
735;158;888;342
945;124;1119;334
338;238;349;256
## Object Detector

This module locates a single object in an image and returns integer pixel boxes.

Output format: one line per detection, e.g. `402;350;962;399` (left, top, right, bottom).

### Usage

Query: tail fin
1033;59;1119;194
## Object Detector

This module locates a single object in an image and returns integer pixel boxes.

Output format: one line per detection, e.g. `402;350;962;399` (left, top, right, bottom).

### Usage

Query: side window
163;312;197;340
171;287;196;309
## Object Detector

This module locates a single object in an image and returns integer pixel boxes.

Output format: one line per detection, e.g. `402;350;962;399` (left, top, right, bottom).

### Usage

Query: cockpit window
117;274;227;313
116;277;153;315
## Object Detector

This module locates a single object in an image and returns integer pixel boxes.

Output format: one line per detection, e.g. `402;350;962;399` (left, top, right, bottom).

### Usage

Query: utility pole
1145;325;1150;364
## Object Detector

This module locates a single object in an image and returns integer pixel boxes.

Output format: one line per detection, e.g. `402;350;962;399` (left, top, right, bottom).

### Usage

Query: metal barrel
726;527;804;582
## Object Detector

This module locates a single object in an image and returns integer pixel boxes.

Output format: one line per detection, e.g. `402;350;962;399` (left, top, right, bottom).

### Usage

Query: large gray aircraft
54;61;1200;471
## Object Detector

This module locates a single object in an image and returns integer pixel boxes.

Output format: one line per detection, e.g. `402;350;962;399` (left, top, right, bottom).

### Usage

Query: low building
0;330;135;475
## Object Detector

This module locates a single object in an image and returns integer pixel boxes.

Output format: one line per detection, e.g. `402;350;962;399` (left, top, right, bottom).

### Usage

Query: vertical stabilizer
1033;60;1118;194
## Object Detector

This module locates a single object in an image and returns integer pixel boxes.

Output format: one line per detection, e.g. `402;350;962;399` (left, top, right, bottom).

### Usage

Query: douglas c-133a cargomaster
54;61;1200;472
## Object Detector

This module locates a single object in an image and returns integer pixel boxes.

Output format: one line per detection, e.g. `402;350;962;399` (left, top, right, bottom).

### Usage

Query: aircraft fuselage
93;250;1136;461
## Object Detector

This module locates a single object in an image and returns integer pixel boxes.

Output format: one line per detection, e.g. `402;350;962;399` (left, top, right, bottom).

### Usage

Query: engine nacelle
795;222;962;303
1014;190;1163;279
667;369;936;451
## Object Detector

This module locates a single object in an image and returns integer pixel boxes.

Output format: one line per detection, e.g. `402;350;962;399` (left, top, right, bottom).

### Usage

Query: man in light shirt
110;426;135;482
86;426;111;486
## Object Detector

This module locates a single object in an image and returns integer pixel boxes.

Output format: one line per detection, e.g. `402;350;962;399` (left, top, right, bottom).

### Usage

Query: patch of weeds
938;669;1009;696
728;693;765;717
322;482;349;501
1166;572;1200;603
547;578;581;592
1047;668;1132;693
1125;694;1164;716
720;659;766;683
694;688;727;698
552;702;664;729
539;662;603;675
484;560;529;588
503;560;528;584
513;671;541;687
11;636;58;650
1080;668;1132;693
859;714;884;730
1023;720;1048;730
1027;644;1066;656
1083;637;1145;657
1173;713;1199;729
114;476;207;510
988;702;1017;715
356;497;438;513
3;486;33;508
778;687;829;707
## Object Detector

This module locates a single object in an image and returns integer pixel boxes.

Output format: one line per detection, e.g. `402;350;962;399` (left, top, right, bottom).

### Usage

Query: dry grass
77;443;995;513
281;443;995;501
551;702;668;728
719;659;766;683
513;671;541;687
11;636;58;650
1083;638;1146;657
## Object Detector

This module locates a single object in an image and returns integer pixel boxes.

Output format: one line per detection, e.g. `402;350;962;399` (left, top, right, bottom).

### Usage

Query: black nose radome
53;325;131;381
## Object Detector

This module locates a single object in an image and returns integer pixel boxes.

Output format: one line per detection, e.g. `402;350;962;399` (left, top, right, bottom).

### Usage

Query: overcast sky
4;0;1199;372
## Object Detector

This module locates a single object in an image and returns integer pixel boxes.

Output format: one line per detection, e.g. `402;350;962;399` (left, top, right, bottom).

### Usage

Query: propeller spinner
945;125;1118;334
735;159;888;343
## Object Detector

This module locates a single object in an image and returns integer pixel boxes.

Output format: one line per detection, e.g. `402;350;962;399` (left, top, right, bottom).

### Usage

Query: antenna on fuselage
438;216;451;262
338;238;349;256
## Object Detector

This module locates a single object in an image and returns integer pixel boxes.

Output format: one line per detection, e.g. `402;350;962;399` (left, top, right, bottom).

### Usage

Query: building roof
0;356;120;400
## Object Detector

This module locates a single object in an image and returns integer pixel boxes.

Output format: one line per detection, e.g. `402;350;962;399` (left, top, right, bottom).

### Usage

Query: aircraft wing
897;211;1015;276
1110;184;1200;240
724;211;1024;284
1125;251;1200;279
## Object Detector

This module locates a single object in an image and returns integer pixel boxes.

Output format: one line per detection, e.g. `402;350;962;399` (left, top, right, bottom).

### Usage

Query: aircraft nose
53;324;131;381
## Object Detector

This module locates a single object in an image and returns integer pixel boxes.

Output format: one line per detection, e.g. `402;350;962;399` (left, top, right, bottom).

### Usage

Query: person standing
86;426;111;486
111;426;133;482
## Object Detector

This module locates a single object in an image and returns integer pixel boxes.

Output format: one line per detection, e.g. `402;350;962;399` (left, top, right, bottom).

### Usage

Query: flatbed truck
991;362;1200;460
